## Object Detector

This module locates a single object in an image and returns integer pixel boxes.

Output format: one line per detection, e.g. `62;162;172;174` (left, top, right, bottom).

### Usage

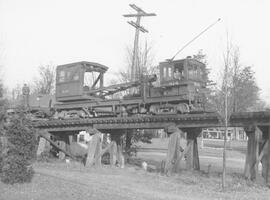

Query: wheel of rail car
149;104;158;115
149;104;177;115
139;107;147;114
53;110;67;119
176;103;190;114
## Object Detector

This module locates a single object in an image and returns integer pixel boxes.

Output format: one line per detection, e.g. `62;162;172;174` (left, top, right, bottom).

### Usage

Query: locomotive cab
56;61;108;102
159;57;206;87
157;57;208;112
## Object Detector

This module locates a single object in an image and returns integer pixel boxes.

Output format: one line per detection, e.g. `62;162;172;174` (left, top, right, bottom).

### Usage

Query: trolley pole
123;4;156;82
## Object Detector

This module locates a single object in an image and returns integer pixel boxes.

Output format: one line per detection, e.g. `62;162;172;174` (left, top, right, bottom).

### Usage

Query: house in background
202;127;247;140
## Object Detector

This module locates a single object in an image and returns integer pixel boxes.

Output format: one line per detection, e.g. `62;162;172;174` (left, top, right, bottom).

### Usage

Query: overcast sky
0;0;269;103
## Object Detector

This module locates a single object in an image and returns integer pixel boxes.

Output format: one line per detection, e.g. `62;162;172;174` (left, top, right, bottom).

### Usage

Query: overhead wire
170;18;221;61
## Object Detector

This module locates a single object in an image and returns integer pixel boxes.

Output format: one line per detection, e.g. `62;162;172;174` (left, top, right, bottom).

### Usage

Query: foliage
248;99;269;111
123;129;155;157
6;114;37;161
33;64;55;95
207;45;260;120
193;49;208;64
192;49;213;86
0;97;8;173
0;154;34;184
116;41;158;84
36;151;55;162
132;129;154;144
232;66;259;112
0;111;37;184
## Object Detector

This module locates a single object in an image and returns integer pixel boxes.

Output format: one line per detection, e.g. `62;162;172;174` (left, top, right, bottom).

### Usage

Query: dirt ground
1;139;269;200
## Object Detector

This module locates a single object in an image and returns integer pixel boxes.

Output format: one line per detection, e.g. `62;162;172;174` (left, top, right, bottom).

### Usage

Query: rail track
34;111;270;133
34;112;221;132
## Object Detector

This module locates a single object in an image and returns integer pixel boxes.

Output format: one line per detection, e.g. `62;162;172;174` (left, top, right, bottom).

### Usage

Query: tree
193;49;213;87
209;47;260;117
33;64;55;95
193;49;208;64
116;41;158;84
233;66;259;112
249;99;269;111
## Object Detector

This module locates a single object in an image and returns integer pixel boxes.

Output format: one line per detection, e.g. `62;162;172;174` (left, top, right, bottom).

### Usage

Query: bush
0;154;34;184
0;112;37;184
6;115;37;161
0;149;3;173
36;151;55;162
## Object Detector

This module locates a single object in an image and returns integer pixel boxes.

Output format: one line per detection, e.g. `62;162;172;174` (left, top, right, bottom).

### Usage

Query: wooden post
58;141;66;160
110;132;124;167
164;127;181;175
186;140;194;170
36;137;47;156
85;132;102;167
266;139;270;184
66;135;74;154
186;128;201;170
36;131;51;156
125;129;133;153
109;141;117;166
117;144;125;168
94;135;102;167
193;137;200;170
259;126;270;183
244;126;261;180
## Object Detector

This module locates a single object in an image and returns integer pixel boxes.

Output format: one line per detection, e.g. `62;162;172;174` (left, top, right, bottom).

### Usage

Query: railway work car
52;57;209;119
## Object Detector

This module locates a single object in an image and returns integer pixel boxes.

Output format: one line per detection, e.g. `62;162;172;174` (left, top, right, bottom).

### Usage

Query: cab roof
159;58;205;66
57;61;108;73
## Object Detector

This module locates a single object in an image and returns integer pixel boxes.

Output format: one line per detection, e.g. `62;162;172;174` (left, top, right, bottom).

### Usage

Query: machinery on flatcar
52;57;209;119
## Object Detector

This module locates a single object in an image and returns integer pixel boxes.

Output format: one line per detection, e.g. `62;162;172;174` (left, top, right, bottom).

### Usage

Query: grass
135;138;246;174
0;161;269;200
1;138;269;200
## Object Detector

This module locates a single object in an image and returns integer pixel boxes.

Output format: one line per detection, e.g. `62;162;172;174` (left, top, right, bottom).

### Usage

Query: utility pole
123;4;156;82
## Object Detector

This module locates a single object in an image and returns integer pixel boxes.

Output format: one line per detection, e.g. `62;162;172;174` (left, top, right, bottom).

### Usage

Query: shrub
0;154;34;184
0;111;37;184
0;147;3;173
6;115;37;161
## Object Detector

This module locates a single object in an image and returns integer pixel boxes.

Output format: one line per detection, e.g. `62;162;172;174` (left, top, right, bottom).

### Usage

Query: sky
0;0;270;103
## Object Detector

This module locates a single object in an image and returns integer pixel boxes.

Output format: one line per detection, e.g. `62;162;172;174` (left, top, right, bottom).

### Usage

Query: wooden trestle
230;111;270;184
35;111;270;185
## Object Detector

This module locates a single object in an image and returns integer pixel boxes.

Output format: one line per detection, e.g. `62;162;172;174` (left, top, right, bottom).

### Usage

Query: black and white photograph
0;0;270;199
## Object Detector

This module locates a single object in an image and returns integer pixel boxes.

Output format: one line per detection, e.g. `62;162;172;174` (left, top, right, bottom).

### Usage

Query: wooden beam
36;137;47;156
164;128;181;175
185;128;201;170
85;132;102;167
244;126;260;180
186;140;194;170
39;132;75;159
109;141;117;166
174;142;192;173
266;139;270;183
117;144;125;168
91;73;101;89
94;136;102;167
90;142;114;166
58;141;66;160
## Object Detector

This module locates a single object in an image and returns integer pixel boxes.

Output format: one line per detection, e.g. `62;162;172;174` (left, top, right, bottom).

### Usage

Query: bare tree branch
33;64;55;95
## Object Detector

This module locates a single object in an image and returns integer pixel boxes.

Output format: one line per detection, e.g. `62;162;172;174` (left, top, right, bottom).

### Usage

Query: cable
170;18;221;61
